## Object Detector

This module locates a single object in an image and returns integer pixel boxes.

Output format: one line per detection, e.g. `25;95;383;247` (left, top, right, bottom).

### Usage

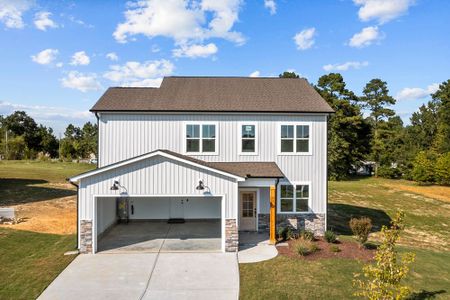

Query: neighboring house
69;77;334;254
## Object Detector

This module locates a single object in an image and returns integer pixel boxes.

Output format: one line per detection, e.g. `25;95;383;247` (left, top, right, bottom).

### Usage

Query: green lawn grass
0;160;93;182
240;177;450;299
0;228;77;300
0;160;94;300
1;162;449;299
240;248;449;300
0;160;93;206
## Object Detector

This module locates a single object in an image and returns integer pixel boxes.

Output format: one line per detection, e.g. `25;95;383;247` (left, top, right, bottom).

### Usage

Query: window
295;185;309;212
279;123;310;154
186;123;217;154
240;123;257;154
186;124;200;152
279;183;310;213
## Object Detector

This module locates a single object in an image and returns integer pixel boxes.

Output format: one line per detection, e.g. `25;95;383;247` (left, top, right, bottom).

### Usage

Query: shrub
411;151;437;184
349;217;372;245
324;230;337;243
277;227;295;241
286;227;296;240
277;227;287;241
377;166;402;179
435;152;450;186
294;238;318;256
330;245;341;253
353;211;415;300
300;229;315;241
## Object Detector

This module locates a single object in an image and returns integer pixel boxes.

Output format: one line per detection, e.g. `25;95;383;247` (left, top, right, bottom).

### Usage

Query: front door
239;192;256;231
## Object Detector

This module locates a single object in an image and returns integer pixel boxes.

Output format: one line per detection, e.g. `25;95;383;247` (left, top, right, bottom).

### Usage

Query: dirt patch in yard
383;183;450;203
0;195;76;235
277;238;375;262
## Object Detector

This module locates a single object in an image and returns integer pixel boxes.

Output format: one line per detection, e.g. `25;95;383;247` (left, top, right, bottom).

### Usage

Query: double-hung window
280;123;311;154
279;183;310;213
239;123;257;154
186;123;217;154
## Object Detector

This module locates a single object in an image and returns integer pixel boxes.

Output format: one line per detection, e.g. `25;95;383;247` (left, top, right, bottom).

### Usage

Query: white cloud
293;27;316;50
113;0;244;46
323;61;369;72
61;71;102;92
354;0;414;24
0;0;33;29
103;59;174;87
0;100;94;135
31;48;58;65
264;0;276;15
173;43;218;58
67;15;94;28
56;62;63;68
34;11;57;31
396;83;439;101
106;52;119;61
70;51;90;66
348;26;382;48
249;70;260;77
0;101;92;120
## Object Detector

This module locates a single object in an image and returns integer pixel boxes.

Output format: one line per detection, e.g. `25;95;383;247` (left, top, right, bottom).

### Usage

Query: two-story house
69;77;334;254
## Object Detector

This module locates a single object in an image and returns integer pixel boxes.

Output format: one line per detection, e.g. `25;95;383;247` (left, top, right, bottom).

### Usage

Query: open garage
93;196;224;253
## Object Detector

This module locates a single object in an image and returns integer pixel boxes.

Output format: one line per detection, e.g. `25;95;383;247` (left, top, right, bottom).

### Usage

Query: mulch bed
276;238;376;261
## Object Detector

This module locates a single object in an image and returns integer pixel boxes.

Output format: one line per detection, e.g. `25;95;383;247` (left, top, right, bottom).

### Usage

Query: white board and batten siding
78;155;239;221
97;113;328;213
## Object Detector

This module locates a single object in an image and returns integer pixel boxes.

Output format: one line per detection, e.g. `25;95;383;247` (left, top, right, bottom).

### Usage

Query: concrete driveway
38;252;239;300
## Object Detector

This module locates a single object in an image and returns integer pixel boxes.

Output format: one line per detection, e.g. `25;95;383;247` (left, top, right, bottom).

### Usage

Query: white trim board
70;150;245;182
91;194;226;253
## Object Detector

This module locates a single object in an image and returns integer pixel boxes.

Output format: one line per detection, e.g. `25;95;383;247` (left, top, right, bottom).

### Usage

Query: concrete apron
38;252;239;300
238;232;278;264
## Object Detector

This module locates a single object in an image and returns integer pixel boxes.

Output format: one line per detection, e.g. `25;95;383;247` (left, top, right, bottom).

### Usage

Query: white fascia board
69;150;245;182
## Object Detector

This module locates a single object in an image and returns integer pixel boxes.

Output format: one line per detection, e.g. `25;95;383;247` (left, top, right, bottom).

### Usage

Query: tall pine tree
316;73;370;180
360;79;396;176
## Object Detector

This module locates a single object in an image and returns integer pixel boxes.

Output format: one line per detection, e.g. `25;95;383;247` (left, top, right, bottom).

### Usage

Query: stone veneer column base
258;213;270;231
276;213;326;236
225;219;238;252
80;220;93;254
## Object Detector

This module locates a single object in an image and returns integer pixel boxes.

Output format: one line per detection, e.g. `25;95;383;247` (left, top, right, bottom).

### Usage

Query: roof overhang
69;150;246;183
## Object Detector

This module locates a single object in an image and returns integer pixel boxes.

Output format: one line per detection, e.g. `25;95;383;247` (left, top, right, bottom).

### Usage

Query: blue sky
0;0;449;135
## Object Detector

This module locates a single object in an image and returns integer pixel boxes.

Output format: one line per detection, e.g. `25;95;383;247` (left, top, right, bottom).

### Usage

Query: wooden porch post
269;185;276;245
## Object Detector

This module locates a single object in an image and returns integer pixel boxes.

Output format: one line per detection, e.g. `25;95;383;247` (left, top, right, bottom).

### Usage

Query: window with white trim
280;124;310;153
279;184;310;213
240;124;256;153
186;124;217;153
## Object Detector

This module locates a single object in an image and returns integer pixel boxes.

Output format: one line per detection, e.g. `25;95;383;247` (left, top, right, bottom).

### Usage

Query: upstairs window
279;183;310;213
186;123;217;154
280;123;311;154
239;123;258;154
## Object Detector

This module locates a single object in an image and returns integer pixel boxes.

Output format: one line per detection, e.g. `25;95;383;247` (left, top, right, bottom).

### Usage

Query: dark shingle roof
162;150;284;178
91;76;333;113
69;149;285;181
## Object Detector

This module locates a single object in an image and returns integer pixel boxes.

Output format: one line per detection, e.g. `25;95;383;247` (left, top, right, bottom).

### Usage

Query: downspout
68;179;79;250
94;112;99;168
275;178;280;234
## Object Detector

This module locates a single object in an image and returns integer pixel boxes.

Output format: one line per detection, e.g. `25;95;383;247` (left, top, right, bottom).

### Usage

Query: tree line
1;73;449;185
280;71;450;185
0;111;97;161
